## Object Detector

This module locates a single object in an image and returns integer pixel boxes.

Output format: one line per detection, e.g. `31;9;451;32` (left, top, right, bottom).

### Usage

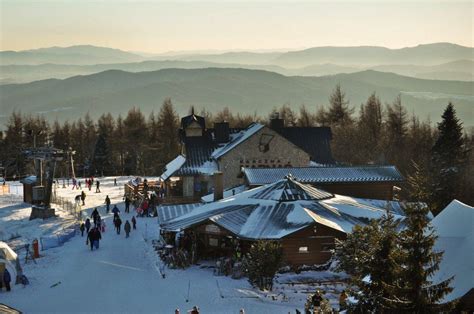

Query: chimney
213;171;224;201
214;122;230;143
270;113;284;130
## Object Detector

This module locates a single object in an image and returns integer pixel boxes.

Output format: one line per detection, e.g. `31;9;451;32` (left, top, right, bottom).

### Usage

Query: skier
124;196;131;213
96;180;101;193
115;217;122;235
112;204;120;215
3;268;11;291
105;195;111;213
80;190;86;206
131;216;137;230
124;220;131;238
87;227;102;251
80;222;85;237
85;218;91;234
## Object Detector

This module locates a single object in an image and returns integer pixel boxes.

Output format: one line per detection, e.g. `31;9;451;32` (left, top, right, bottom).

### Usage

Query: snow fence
40;227;77;251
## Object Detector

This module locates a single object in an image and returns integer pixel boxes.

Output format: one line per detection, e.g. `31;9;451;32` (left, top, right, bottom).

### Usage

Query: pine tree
92;133;111;176
336;212;402;312
407;162;431;203
358;93;384;163
384;203;454;312
385;95;409;172
431;103;467;214
327;84;354;125
242;241;283;291
297;104;314;127
157;98;180;167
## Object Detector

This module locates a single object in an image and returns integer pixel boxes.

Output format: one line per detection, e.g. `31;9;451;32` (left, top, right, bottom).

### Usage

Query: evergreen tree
385;95;409;172
431;103;467;214
157;98;180;167
407;162;431;203
92;133;111;176
297;104;314;127
336;212;402;312
327;84;354;125
2;112;25;177
242;241;283;291
384;203;454;312
358;93;384;162
123;107;147;175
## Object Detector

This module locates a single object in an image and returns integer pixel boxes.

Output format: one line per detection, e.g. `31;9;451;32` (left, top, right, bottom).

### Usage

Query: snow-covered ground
1;177;345;313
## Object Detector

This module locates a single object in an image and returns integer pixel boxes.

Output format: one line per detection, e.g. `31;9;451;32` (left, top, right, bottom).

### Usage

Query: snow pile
431;200;474;303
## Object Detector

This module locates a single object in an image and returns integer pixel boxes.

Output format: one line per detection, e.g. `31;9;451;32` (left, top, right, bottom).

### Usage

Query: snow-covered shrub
242;241;283;291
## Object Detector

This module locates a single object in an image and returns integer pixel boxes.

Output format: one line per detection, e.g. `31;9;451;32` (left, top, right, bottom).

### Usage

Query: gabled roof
211;123;264;159
175;137;218;176
160;176;408;239
244;166;404;186
273;127;334;164
181;113;206;130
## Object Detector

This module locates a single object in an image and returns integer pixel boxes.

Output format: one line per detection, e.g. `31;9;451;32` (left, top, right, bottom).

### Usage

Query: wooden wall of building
282;223;346;266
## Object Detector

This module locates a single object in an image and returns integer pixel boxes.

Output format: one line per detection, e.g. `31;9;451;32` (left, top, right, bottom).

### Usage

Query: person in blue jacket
3;268;11;291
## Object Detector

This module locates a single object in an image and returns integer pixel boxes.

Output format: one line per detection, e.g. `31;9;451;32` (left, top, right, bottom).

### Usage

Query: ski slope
1;177;311;313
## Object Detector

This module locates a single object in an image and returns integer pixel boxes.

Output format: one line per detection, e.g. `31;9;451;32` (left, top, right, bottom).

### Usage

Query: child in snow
124;220;131;238
131;216;137;230
80;222;85;237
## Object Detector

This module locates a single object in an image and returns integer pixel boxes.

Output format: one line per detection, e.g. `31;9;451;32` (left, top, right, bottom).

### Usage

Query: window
209;238;219;247
298;246;309;253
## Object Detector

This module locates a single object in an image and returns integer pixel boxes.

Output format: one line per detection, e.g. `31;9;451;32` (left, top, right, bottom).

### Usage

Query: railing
50;191;86;222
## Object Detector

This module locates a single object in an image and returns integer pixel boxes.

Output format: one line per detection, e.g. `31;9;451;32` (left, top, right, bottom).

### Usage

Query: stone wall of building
218;126;310;188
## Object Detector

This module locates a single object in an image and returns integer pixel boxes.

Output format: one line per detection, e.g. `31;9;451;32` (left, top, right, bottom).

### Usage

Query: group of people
112;207;136;238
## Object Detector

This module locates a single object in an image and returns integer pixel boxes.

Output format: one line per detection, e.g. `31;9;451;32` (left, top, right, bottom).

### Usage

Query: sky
0;0;472;53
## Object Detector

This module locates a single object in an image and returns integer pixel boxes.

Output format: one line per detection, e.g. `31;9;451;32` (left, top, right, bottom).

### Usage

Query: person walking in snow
3;268;11;291
97;215;102;230
114;178;117;186
85;218;91;234
81;190;86;206
80;222;85;237
72;177;78;190
114;217;122;235
87;227;102;251
124;220;131;238
124;196;131;213
112;204;120;215
105;195;111;213
131;216;137;230
189;305;199;314
91;208;99;225
95;180;101;193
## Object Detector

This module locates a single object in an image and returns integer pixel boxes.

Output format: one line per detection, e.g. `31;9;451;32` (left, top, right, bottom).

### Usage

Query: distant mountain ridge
1;67;472;126
1;43;472;83
0;45;144;65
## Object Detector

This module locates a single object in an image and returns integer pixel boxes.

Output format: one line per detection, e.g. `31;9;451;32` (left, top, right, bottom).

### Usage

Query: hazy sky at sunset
1;0;472;53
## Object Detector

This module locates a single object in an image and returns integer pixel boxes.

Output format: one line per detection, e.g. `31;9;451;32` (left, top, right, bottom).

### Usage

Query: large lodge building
160;112;403;203
154;112;408;267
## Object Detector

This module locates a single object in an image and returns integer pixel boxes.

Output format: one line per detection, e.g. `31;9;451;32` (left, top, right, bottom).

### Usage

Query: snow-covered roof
157;202;203;224
244;166;404;186
211;123;264;159
160;176;409;239
160;155;186;181
200;185;247;203
431;200;474;303
20;175;37;184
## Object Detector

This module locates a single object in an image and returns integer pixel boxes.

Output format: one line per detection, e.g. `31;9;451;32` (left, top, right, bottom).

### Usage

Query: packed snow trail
2;178;297;313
